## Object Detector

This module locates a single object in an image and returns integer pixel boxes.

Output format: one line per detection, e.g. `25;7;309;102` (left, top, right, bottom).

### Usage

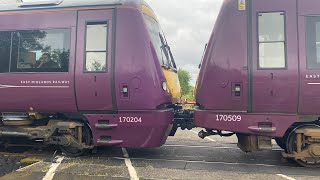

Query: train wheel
286;124;320;167
275;137;286;150
59;123;92;157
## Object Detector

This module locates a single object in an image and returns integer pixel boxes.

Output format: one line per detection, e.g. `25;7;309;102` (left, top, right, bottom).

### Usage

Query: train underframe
2;109;320;167
0;112;93;156
172;109;320;168
0;108;174;156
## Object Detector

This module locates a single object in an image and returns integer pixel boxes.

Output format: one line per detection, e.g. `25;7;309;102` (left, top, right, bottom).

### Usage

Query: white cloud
144;0;223;85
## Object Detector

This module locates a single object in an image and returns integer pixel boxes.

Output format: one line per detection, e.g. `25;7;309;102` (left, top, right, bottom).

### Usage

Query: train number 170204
119;117;142;123
216;115;242;122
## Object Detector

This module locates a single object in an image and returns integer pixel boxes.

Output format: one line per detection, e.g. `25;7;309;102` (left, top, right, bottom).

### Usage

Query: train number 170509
216;115;242;122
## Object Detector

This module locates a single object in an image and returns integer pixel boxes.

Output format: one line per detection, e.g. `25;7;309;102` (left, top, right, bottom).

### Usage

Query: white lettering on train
306;74;320;79
119;117;142;123
216;115;242;122
20;80;70;84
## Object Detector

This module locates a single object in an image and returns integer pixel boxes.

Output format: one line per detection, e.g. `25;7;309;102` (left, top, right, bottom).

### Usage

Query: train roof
0;0;145;12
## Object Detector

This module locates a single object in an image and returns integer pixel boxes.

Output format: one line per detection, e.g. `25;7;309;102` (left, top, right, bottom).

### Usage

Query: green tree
178;69;194;101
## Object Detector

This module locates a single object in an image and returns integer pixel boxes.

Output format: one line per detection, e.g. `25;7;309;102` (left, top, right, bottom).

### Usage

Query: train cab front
142;2;182;109
84;2;181;149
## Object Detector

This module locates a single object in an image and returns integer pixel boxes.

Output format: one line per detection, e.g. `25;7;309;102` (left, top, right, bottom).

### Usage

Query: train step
97;139;123;146
95;123;118;129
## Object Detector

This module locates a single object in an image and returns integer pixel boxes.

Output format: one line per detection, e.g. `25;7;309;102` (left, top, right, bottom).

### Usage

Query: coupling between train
0;0;320;169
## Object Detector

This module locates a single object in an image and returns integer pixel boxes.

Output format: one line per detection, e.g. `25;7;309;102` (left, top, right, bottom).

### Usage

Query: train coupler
198;129;235;139
170;110;195;136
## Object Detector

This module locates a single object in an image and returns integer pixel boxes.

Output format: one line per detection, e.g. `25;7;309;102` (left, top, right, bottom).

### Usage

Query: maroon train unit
0;0;180;156
194;0;320;167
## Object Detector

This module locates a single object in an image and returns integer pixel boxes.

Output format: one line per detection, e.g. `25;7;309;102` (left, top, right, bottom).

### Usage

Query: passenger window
0;31;11;73
306;17;320;69
0;29;71;73
258;12;286;69
85;22;108;72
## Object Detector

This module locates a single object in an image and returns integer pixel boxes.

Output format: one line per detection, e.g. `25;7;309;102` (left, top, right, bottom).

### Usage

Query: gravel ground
0;146;54;178
0;155;24;177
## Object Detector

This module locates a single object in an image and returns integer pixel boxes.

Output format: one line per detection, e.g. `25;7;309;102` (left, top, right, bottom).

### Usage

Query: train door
250;0;299;113
297;0;320;114
75;10;114;111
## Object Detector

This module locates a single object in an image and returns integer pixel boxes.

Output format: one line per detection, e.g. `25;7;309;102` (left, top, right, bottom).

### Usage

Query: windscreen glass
144;15;176;69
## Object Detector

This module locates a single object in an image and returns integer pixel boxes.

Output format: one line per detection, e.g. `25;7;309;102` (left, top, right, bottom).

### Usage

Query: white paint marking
307;83;320;85
122;148;139;180
277;174;296;180
0;85;69;89
190;130;216;142
42;156;64;180
17;161;43;172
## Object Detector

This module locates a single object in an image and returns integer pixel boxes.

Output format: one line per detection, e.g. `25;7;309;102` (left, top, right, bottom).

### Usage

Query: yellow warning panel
238;0;246;11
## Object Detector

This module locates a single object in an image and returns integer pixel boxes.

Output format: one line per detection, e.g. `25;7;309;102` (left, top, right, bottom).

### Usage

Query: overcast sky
145;0;223;85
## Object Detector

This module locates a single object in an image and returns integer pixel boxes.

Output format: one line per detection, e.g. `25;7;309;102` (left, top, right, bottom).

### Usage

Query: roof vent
19;0;63;7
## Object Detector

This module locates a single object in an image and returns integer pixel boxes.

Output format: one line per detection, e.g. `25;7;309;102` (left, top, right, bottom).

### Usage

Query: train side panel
0;11;77;112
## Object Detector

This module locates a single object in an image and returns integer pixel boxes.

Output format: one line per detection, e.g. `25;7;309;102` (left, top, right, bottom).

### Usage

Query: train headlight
162;81;168;91
161;81;171;95
162;81;171;94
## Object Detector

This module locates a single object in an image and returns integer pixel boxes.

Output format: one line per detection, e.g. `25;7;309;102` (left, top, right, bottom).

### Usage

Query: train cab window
84;22;108;72
0;29;71;73
258;12;286;69
306;17;320;69
144;15;177;70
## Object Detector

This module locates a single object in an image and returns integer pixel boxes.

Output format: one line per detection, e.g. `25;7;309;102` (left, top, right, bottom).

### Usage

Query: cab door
75;10;114;111
251;0;299;113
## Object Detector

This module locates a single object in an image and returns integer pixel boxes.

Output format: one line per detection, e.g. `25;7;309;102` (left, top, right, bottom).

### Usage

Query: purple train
0;0;180;156
195;0;320;167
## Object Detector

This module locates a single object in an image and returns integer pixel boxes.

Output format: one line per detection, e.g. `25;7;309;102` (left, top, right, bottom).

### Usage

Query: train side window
84;22;108;72
258;12;286;69
0;31;11;73
0;29;70;73
306;17;320;69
